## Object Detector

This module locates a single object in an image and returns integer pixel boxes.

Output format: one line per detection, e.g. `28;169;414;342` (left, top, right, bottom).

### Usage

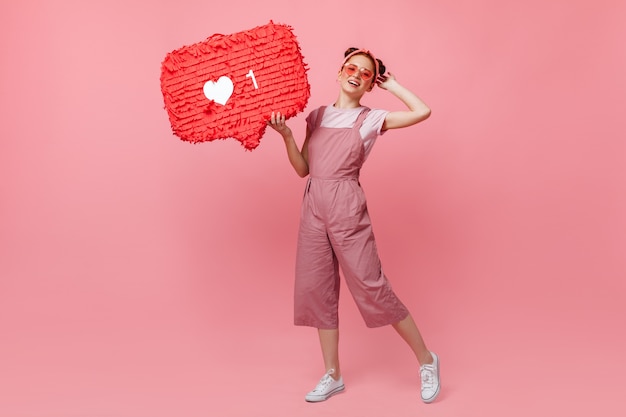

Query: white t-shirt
306;104;389;161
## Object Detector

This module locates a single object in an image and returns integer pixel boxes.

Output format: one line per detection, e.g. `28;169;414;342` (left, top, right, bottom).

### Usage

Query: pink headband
342;48;380;78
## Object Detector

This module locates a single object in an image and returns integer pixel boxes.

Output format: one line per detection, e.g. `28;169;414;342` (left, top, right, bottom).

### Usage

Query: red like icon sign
160;21;310;150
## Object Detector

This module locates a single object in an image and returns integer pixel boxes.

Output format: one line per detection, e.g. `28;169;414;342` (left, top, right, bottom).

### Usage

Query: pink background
1;1;625;416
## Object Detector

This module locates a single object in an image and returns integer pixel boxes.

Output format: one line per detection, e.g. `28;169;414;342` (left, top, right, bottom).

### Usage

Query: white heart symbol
203;76;234;106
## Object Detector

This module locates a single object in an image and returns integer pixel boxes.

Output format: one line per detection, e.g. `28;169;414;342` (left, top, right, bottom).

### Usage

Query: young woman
268;48;440;404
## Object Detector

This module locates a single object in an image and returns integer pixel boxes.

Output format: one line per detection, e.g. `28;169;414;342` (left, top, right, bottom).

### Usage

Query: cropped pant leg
293;187;341;329
326;183;409;328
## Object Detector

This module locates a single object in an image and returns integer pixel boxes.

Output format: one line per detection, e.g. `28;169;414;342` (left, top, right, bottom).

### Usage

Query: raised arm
378;73;431;131
268;111;310;178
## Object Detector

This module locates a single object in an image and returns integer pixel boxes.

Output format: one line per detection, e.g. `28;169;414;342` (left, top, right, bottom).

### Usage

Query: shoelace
420;364;435;389
313;369;336;392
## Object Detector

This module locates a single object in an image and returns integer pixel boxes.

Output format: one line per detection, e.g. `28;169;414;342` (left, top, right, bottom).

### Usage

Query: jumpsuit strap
353;108;371;130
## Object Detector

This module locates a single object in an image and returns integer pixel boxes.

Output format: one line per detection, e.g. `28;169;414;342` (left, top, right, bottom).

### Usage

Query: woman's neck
333;94;362;109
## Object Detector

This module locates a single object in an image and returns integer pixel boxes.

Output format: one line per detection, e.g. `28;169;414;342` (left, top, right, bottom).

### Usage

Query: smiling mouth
348;79;361;87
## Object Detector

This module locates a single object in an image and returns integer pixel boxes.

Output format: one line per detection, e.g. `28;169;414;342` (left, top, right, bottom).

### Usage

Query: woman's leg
318;328;341;379
394;314;441;402
304;328;345;402
392;314;433;365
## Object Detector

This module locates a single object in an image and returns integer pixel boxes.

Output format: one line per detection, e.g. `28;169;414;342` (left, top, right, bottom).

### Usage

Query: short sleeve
360;109;389;160
305;107;322;132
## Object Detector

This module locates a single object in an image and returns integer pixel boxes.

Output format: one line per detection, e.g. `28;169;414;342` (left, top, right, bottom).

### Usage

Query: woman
268;47;440;404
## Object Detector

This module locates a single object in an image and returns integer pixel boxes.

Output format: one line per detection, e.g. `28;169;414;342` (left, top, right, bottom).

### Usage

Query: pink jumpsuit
294;106;410;329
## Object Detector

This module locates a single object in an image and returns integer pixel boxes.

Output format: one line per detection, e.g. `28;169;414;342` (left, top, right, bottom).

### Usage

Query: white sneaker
305;369;345;402
420;352;441;403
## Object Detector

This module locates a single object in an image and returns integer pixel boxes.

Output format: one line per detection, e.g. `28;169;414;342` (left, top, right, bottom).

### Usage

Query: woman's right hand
267;111;292;138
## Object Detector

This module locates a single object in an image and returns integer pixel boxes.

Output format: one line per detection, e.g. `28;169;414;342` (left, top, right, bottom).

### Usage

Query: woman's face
338;53;376;94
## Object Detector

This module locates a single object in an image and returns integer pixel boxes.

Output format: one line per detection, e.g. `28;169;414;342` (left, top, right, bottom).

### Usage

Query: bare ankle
419;351;433;366
327;368;341;380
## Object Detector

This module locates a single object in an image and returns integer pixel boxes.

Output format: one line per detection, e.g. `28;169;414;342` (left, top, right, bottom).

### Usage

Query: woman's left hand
376;72;397;90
